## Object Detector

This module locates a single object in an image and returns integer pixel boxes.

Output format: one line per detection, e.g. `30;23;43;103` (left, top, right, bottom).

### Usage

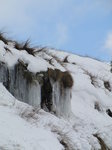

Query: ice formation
0;37;112;149
0;40;73;117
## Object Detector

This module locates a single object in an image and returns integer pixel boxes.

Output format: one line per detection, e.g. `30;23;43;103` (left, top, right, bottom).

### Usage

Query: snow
0;39;112;149
0;41;51;72
0;41;65;73
0;83;63;150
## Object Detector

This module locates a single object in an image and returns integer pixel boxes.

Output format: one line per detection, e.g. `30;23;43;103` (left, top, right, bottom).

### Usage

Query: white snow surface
0;40;112;149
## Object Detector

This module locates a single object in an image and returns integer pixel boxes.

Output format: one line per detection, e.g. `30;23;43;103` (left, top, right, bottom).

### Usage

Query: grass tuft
0;31;9;44
94;134;110;150
14;39;36;56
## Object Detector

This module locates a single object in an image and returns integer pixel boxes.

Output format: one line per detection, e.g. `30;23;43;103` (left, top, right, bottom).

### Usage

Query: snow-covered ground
0;83;64;150
0;39;112;149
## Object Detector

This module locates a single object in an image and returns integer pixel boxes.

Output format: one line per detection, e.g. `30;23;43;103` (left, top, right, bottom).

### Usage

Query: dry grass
14;40;36;56
61;71;73;88
0;32;9;44
48;68;73;88
4;47;12;54
104;81;111;92
35;47;47;53
94;134;110;150
44;58;54;66
45;51;66;68
94;101;101;111
63;56;69;63
106;109;112;118
60;140;69;150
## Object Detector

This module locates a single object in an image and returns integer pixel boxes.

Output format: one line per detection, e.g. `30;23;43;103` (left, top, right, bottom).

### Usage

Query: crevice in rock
41;73;52;112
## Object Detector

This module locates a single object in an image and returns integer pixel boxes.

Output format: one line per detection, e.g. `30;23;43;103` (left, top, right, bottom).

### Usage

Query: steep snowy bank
0;37;112;149
0;83;63;150
0;39;73;117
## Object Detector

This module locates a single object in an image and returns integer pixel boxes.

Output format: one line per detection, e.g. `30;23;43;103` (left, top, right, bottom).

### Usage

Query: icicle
51;80;71;118
28;81;41;108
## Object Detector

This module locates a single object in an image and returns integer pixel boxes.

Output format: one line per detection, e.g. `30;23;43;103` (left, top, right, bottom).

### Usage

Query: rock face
0;61;73;117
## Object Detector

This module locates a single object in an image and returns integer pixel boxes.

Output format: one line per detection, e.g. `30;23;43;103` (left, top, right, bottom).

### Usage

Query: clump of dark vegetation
60;140;69;150
52;55;63;64
0;32;67;68
0;32;9;44
14;40;49;56
72;62;76;65
63;56;69;63
4;46;12;53
106;109;112;118
48;68;73;88
14;40;36;56
0;31;40;56
0;30;50;57
90;75;97;86
93;134;110;150
104;81;111;92
45;51;66;68
94;101;101;112
61;71;73;88
35;47;47;53
110;60;112;73
84;70;98;87
44;58;54;66
14;41;24;50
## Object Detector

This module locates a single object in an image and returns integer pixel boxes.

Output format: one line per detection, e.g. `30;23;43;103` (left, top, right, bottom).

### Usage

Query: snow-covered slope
0;38;112;150
0;83;64;150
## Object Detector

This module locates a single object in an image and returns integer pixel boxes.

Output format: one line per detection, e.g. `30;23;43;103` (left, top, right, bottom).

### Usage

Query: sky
0;0;112;61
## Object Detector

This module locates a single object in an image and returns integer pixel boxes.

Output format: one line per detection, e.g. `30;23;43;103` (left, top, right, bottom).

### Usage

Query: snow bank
0;39;112;149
